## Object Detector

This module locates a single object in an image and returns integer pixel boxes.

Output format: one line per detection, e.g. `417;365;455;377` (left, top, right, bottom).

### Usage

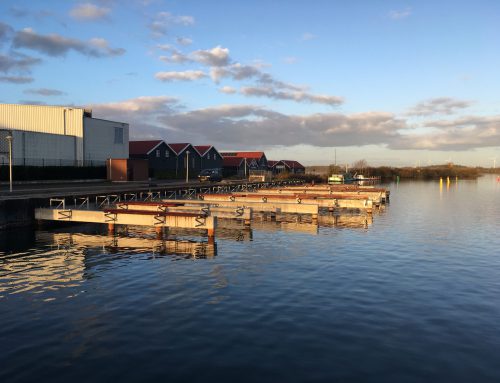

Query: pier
10;180;389;240
0;179;302;230
35;204;217;238
199;193;374;213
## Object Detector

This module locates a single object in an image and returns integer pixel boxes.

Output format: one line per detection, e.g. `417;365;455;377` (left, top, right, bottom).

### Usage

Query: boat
327;173;355;184
353;174;381;185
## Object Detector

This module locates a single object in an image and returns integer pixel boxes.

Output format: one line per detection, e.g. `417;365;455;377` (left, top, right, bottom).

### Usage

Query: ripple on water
1;177;500;382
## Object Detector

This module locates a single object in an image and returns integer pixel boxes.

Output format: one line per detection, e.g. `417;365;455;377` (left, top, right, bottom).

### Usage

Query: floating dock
199;193;374;213
283;185;390;201
35;204;217;238
161;198;319;220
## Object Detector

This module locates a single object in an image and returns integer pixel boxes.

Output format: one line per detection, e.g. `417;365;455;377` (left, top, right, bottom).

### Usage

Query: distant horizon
0;1;499;167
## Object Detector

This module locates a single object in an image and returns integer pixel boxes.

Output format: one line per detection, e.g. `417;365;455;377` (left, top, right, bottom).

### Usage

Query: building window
192;157;195;168
207;153;210;160
165;150;169;158
156;149;160;158
114;127;124;144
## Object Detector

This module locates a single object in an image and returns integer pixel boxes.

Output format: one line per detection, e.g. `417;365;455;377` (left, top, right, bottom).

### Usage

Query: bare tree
352;159;368;173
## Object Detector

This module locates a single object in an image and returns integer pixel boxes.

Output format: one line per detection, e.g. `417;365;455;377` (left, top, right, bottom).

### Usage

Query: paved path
0;179;236;200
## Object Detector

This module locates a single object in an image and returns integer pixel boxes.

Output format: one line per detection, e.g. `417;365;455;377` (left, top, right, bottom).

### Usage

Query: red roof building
167;143;191;156
129;140;163;156
194;145;211;156
220;151;268;170
269;160;305;174
194;145;223;170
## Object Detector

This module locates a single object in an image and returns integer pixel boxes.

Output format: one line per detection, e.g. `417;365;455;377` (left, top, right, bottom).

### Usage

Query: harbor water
1;175;500;382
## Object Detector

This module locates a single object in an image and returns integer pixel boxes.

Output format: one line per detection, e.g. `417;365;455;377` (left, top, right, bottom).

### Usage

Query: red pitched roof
221;151;265;159
167;143;190;155
129;140;163;155
282;160;305;169
223;157;244;167
267;160;278;167
194;145;212;156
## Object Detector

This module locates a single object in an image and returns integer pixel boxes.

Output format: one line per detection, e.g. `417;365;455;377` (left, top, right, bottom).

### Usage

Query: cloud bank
12;28;125;57
89;96;500;151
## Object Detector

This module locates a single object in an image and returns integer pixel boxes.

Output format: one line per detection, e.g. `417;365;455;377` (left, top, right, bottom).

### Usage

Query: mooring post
155;226;163;239
208;235;215;245
207;228;215;241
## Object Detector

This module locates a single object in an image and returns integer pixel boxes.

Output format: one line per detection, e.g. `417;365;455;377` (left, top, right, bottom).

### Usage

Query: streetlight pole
185;150;190;183
6;134;13;192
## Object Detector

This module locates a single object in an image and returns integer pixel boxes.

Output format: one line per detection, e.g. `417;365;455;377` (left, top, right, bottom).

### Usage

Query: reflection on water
0;228;218;297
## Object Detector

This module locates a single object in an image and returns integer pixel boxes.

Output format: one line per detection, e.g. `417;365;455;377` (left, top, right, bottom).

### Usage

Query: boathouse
129;140;177;178
220;151;268;170
269;160;306;175
194;145;223;171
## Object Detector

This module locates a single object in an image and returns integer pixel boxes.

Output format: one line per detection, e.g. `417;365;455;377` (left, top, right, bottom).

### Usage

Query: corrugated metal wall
83;117;129;161
0;130;76;166
0;104;84;138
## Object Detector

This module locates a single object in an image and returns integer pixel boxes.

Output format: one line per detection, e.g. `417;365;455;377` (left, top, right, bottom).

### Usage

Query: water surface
1;175;500;382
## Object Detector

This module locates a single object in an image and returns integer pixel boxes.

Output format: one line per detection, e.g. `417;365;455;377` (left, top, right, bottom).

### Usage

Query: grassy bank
305;164;496;182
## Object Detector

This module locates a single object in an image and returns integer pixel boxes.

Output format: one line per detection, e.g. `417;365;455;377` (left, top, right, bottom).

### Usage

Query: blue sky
1;0;499;167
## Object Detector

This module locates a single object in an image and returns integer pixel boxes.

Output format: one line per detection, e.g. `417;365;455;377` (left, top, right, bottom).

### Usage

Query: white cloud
70;3;111;21
388;8;412;20
192;46;230;67
91;95;178;113
24;88;66;96
0;75;33;83
159;52;190;64
176;37;192;46
219;86;236;94
240;86;344;106
0;52;41;73
150;11;195;37
300;32;317;41
12;28;125;57
407;97;473;116
155;70;206;81
91;94;500;151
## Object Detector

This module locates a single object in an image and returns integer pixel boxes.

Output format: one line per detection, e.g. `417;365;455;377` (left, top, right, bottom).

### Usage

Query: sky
0;0;499;167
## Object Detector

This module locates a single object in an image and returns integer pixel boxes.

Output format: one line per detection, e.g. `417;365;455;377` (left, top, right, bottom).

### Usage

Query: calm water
1;175;500;383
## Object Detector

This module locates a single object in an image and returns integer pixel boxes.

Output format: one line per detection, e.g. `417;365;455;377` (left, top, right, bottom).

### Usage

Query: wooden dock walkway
199;193;374;213
282;185;390;201
115;201;253;223
35;206;217;238
161;198;319;220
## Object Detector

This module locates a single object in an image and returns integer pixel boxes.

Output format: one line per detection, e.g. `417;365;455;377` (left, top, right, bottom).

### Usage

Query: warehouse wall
83;117;129;162
2;130;76;166
0;104;85;162
0;104;84;137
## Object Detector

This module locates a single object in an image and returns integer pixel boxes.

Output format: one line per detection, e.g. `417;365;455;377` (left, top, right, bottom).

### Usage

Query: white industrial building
0;103;129;166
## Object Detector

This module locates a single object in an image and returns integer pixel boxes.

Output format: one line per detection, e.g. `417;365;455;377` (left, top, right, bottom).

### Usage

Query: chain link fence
0;130;11;165
0;129;105;167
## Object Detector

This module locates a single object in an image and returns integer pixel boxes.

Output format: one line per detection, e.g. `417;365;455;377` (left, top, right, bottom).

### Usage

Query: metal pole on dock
6;133;13;193
185;150;190;183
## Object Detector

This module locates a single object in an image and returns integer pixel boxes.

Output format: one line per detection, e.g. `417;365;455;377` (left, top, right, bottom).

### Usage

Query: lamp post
185;150;190;183
6;134;13;192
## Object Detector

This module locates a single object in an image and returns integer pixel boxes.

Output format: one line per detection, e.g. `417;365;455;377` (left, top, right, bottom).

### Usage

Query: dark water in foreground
1;175;500;382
